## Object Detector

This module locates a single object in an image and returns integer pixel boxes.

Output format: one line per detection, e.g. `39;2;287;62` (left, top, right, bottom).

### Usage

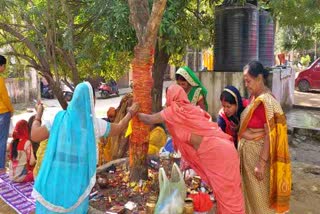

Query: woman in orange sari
138;84;245;214
238;61;291;213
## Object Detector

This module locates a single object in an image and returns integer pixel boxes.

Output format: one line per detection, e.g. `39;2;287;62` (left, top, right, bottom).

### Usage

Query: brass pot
183;198;194;214
146;195;157;214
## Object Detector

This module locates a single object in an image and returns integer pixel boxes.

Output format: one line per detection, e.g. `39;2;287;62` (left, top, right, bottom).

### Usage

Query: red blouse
247;103;266;128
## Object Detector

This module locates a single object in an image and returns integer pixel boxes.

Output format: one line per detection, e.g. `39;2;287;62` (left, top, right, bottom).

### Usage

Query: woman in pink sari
138;84;244;214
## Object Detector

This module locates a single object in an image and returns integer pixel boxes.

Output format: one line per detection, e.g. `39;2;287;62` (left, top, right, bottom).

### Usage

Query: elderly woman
176;66;208;111
139;84;244;214
30;82;139;214
238;61;291;214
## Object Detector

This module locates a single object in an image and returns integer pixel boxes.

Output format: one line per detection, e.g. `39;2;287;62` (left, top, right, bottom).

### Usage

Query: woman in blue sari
30;82;139;213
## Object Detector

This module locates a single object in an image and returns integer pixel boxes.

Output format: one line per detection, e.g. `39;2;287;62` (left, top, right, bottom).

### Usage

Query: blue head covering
32;82;97;213
222;85;244;119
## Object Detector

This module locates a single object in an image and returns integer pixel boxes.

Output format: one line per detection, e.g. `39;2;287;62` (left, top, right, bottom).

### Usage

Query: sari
161;84;245;214
33;139;48;179
98;93;132;164
32;82;109;213
148;126;167;155
176;66;208;110
9;120;35;182
238;93;291;213
98;107;116;166
125;123;167;155
217;86;246;147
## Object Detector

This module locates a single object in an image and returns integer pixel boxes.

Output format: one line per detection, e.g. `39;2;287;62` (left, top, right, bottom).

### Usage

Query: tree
128;0;167;181
152;0;216;112
264;0;320;55
84;0;217;113
0;0;132;108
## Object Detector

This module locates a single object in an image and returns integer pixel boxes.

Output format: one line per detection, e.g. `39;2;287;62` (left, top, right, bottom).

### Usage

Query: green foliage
300;54;311;66
160;0;215;66
0;0;217;84
0;0;133;84
267;0;320;52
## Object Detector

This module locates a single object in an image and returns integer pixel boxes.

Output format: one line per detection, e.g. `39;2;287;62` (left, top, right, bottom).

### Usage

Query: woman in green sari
175;66;208;111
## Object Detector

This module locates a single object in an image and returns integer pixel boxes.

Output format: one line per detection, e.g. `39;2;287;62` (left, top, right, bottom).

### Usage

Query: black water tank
259;10;274;67
214;4;259;71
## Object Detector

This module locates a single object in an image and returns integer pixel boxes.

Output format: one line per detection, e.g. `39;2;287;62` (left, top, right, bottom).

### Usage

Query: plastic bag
155;163;186;214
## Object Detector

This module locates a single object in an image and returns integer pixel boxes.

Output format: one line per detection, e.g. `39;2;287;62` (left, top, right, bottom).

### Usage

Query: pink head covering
162;84;232;140
161;85;233;185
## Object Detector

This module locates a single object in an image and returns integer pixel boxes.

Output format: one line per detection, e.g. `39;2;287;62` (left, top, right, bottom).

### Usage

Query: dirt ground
1;133;319;214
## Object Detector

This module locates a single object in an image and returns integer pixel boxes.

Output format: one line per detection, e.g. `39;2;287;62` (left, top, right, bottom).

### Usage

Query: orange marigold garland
129;46;154;176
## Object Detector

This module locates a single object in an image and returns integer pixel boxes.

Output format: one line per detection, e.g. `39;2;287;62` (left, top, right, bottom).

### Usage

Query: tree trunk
152;45;170;113
129;45;154;181
45;73;68;110
128;0;167;182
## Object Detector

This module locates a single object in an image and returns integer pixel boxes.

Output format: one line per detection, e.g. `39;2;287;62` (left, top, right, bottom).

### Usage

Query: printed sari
9;120;35;182
176;66;208;111
238;93;291;213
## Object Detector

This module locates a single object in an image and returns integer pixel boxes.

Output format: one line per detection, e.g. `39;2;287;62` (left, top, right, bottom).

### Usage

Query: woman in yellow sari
98;107;116;165
238;61;291;214
98;93;133;165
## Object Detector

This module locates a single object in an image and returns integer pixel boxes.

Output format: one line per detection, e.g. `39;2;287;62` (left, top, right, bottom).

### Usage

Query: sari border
32;173;96;213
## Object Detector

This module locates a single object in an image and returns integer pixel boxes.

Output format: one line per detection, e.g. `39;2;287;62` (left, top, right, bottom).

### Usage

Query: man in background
0;55;14;173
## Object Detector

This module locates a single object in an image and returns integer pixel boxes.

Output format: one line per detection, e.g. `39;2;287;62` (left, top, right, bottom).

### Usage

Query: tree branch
185;7;207;26
0;23;50;70
5;51;42;71
144;0;167;47
128;0;150;44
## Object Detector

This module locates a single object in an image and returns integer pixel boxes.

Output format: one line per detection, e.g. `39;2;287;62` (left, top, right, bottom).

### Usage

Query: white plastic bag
155;163;186;214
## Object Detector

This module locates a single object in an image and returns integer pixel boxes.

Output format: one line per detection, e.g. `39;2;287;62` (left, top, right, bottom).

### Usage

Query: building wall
199;72;245;119
117;72;129;88
199;69;294;120
5;69;38;104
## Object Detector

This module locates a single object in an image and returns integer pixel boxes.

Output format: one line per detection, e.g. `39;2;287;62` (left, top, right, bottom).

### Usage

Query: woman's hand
254;160;267;181
127;103;140;117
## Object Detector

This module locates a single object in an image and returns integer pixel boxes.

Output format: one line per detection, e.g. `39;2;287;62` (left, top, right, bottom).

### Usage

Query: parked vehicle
295;58;320;92
41;85;54;99
61;83;74;102
98;80;119;98
63;90;73;102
